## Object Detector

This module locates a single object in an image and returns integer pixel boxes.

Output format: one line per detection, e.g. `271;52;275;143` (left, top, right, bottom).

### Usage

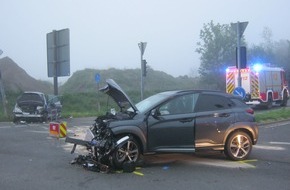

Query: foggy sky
1;0;290;82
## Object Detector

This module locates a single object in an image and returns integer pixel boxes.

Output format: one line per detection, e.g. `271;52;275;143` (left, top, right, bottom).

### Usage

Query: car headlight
36;106;44;114
13;104;22;113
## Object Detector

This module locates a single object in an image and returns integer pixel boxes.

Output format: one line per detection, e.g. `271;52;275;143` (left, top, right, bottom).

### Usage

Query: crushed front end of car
65;79;140;173
66;115;133;173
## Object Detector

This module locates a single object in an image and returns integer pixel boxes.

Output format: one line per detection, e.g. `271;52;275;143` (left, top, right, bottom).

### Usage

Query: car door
194;93;235;149
147;93;198;152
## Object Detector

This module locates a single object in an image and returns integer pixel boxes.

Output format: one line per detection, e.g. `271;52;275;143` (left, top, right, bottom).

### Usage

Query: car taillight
246;108;254;114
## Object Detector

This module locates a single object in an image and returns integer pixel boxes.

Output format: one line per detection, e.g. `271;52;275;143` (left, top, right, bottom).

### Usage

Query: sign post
231;21;248;87
95;73;101;112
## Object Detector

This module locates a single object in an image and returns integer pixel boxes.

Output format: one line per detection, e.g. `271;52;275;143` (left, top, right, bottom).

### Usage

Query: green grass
255;107;290;123
0;91;124;121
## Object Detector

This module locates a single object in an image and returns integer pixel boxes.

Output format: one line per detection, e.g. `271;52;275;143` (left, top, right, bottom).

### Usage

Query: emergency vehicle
226;64;289;108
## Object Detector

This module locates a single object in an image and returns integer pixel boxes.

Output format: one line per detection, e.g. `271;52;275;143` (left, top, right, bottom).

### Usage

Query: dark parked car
67;79;258;169
12;91;62;123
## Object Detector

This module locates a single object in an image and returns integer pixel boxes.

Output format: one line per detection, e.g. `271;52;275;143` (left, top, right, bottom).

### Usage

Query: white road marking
269;142;290;146
184;158;256;169
0;126;10;129
254;145;285;150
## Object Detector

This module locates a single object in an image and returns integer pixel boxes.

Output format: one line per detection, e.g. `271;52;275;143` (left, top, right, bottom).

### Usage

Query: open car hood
99;79;138;112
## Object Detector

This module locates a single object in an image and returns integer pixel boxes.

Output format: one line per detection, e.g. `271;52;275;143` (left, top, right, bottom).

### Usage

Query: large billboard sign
47;29;70;77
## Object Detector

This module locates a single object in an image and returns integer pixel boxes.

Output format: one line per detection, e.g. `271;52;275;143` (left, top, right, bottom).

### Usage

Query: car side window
230;97;248;108
158;93;198;115
194;94;231;112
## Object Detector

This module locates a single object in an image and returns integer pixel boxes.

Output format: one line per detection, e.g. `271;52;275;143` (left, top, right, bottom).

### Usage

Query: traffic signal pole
236;22;242;87
140;52;144;100
138;42;147;100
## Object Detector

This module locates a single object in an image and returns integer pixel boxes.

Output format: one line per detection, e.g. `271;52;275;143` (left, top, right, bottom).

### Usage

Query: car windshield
135;92;171;113
18;93;43;103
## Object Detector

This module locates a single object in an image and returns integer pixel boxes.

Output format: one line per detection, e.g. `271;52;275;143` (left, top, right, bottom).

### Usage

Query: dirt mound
0;57;53;94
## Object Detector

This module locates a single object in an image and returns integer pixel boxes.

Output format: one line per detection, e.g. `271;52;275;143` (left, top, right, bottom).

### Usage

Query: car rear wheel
112;137;140;169
224;131;252;161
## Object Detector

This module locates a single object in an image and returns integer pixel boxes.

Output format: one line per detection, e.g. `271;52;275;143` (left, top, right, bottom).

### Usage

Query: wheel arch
282;88;289;100
280;88;289;106
224;128;253;160
266;90;273;101
223;125;257;147
111;126;147;154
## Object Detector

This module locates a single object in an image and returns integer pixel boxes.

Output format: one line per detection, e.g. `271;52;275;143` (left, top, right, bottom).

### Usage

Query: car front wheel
224;131;252;161
112;137;140;169
13;117;19;124
41;114;48;123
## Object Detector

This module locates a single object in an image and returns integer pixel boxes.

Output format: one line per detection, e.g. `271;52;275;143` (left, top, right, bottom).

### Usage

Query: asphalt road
0;119;290;190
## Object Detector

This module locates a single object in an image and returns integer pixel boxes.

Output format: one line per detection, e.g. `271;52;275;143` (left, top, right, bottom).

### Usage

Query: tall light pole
138;42;147;100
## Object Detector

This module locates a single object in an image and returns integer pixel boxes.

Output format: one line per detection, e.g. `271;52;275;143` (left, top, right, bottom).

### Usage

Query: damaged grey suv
66;79;258;170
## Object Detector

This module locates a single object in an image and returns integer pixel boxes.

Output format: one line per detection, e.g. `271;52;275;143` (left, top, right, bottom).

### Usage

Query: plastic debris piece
133;171;144;176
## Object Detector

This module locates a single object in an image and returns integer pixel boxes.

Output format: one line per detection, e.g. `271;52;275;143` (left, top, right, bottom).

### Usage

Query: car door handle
179;118;193;123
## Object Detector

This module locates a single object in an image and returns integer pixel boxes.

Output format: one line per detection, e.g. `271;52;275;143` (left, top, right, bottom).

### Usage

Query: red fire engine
226;64;289;108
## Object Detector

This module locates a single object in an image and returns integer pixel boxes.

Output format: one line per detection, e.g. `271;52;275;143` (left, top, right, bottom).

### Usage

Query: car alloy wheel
113;138;140;169
225;131;252;161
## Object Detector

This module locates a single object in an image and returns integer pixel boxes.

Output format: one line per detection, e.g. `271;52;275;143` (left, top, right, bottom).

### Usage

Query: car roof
159;89;238;98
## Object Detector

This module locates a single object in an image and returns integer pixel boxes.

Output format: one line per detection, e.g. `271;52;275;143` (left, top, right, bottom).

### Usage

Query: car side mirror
49;102;56;107
151;109;161;119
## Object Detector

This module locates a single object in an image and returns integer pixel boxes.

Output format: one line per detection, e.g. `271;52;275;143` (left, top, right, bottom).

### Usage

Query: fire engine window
194;94;231;112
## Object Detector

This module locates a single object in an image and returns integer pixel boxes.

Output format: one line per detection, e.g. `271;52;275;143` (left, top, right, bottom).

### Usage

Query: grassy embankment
254;107;290;124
